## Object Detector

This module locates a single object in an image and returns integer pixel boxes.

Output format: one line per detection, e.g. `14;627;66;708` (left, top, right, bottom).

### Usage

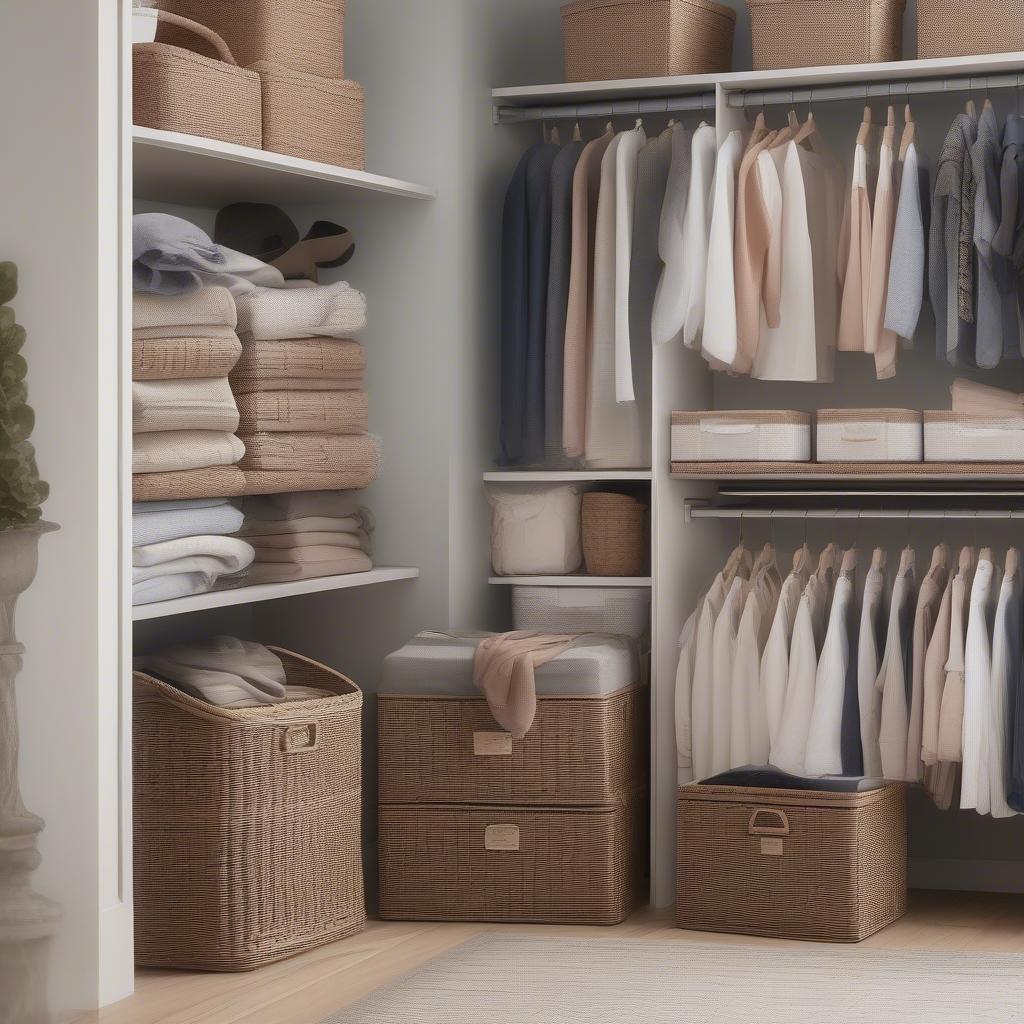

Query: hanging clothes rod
494;92;715;125
727;71;1024;108
685;502;1024;522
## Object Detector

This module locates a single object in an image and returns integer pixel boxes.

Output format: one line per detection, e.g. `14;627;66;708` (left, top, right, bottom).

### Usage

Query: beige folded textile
951;377;1024;416
133;323;240;342
133;286;237;331
133;378;240;433
133;431;245;475
245;549;373;584
240;513;370;537
249;541;369;562
238;432;379;476
236;389;368;434
133;332;243;381
133;465;247;502
231;377;362;394
234;281;367;340
231;335;365;382
242;468;377;496
250;532;369;553
240;491;370;522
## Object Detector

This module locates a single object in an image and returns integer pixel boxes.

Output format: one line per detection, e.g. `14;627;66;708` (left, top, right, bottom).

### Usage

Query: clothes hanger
816;542;838;582
930;543;950;574
856;104;873;147
840;547;858;576
980;546;994;564
794;109;817;145
573;122;583;143
966;97;978;118
1006;547;1020;578
871;547;887;572
898;544;915;576
898;103;916;161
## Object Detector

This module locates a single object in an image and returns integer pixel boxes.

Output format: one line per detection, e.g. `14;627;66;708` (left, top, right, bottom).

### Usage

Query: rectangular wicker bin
133;649;365;972
379;799;647;925
918;0;1024;58
378;685;647;807
677;783;907;943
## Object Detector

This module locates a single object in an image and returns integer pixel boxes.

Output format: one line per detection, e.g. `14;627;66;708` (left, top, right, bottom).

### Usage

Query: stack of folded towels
132;287;247;502
231;281;380;495
238;491;373;583
132;498;255;606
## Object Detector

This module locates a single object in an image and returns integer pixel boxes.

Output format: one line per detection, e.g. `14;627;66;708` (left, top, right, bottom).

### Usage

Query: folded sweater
133;286;237;331
240;491;371;522
133;534;254;573
133;431;246;475
246;549;373;584
133;465;247;503
250;532;370;553
230;336;365;385
234;281;367;339
133;377;240;433
236;389;367;434
132;332;243;381
133;499;244;547
237;432;379;476
240;512;371;537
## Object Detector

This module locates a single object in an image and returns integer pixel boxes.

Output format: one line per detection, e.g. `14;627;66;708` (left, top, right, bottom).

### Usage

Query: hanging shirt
885;141;931;345
859;559;889;778
614;123;646;403
866;122;899;379
993;114;1024;354
761;557;810;751
711;575;749;775
837;134;873;353
962;553;997;813
922;566;955;769
989;555;1021;818
876;555;918;780
937;553;975;765
680;124;718;350
651;126;692;347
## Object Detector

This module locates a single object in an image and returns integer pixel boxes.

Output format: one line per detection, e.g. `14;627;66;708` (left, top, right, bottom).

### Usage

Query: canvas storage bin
918;0;1024;58
561;0;735;81
747;0;904;70
817;409;923;463
924;412;1024;462
671;411;812;463
133;11;262;149
378;800;646;925
677;783;907;942
512;586;651;639
251;62;365;169
488;483;583;576
133;649;365;971
582;492;649;576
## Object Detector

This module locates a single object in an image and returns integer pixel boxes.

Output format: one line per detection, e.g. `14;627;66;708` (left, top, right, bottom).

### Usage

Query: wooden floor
81;892;1024;1024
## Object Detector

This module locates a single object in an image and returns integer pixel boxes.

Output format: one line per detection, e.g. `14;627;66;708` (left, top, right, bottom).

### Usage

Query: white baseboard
910;858;1024;894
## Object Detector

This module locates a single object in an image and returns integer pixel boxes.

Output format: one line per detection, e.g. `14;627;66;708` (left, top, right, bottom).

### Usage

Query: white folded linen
132;573;216;606
132;431;245;474
240;491;371;523
133;500;244;547
133;534;254;570
133;377;240;434
234;281;367;340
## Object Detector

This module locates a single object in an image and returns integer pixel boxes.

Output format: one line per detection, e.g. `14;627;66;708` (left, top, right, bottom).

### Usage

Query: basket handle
278;721;319;754
748;809;790;836
153;9;238;66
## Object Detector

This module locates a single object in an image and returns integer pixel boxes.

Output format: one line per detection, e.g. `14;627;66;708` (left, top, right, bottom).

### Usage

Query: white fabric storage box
487;483;582;576
671;411;811;463
816;409;923;463
924;412;1024;462
512;586;651;639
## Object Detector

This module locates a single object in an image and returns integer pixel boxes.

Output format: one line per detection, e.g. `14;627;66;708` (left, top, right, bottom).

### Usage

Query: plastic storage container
816;409;923;463
924;412;1024;462
671;411;812;463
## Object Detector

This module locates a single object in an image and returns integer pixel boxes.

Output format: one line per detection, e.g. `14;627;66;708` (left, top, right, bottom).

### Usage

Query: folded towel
231;336;365;384
231;377;361;395
133;549;254;588
249;540;371;563
133;497;228;514
240;491;370;522
238;432;379;477
133;533;254;570
133;378;240;433
245;549;373;584
250;532;370;553
132;465;247;502
133;499;244;547
133;332;243;381
234;282;367;339
236;390;368;434
242;469;377;496
133;431;246;475
240;512;371;536
133;286;237;331
133;572;217;606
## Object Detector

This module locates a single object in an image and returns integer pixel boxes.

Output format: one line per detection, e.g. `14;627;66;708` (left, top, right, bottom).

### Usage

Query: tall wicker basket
582;492;649;577
918;0;1024;58
133;649;365;971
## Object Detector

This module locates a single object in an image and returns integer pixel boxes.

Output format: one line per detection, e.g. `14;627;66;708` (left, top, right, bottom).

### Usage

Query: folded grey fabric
234;281;367;339
132;431;245;475
132;499;244;547
133;377;240;433
699;767;889;793
133;497;228;514
240;511;371;536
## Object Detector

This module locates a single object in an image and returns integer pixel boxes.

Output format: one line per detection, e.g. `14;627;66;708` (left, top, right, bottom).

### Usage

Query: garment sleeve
757;150;784;328
884;147;926;343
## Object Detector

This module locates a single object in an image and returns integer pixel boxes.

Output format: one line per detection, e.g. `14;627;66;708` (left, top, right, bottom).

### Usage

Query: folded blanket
240;491;370;522
240;512;371;536
951;377;1024;416
133;533;254;570
133;466;247;502
242;469;377;496
238;432;379;476
133;378;240;433
133;499;244;547
250;532;369;553
231;336;365;384
133;572;217;606
236;390;368;434
246;549;373;584
133;497;228;514
134;323;240;341
133;431;245;475
133;286;237;331
249;540;371;562
231;377;361;395
133;332;243;381
235;281;367;339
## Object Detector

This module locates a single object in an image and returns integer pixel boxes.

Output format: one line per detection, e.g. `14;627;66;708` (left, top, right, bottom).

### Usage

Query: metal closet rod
494;92;714;125
728;71;1024;108
686;505;1024;521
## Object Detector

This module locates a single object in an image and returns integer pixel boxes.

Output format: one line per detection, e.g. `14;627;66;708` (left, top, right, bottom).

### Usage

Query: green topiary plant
0;262;48;529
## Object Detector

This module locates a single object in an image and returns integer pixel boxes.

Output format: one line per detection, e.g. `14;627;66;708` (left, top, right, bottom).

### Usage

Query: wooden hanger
872;547;887;572
958;546;975;576
930;543;950;574
753;111;766;133
573;122;583;143
899;104;916;160
857;105;873;147
794;110;817;145
898;545;915;576
793;544;812;575
816;542;838;581
840;548;858;575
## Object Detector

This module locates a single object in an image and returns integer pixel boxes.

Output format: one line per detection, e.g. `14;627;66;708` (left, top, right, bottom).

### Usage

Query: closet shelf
671;462;1024;483
132;567;420;621
483;470;653;482
133;127;436;206
488;575;652;587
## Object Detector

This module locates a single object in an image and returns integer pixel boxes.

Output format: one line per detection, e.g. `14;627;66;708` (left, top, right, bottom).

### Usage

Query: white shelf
483;470;653;482
133;567;419;621
488;576;652;587
133;127;436;206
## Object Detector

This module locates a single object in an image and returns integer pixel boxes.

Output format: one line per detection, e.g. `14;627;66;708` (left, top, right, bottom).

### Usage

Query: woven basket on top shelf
918;0;1024;57
582;492;649;577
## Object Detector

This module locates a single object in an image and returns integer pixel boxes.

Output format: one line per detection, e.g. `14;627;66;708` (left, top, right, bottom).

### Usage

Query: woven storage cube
251;62;365;169
918;0;1024;58
133;11;262;149
488;483;583;576
512;586;651;639
924;412;1024;462
561;0;735;81
379;799;646;925
671;410;812;462
133;649;365;971
378;686;647;807
156;0;346;78
817;409;923;463
582;492;649;576
677;783;907;942
747;0;905;70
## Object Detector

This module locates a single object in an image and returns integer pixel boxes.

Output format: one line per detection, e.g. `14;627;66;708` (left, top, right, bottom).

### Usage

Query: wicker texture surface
232;336;365;385
378;686;647;807
817;408;921;424
670;461;1024;480
242;468;376;496
582;493;649;577
918;0;1024;57
676;783;907;942
133;649;365;971
237;431;379;476
747;0;904;70
561;0;735;81
132;465;246;502
671;410;811;426
237;390;368;434
133;333;243;381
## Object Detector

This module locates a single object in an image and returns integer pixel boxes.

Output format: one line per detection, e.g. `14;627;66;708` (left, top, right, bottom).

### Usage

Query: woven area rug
325;933;1024;1023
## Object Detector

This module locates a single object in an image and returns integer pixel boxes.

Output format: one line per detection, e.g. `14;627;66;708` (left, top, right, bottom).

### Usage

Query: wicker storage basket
582;492;649;577
379;799;646;925
677;783;907;942
378;685;647;807
817;409;923;463
155;0;346;78
133;649;365;971
924;412;1024;462
251;62;365;169
671;410;812;462
918;0;1024;58
747;0;905;71
133;11;262;149
561;0;735;81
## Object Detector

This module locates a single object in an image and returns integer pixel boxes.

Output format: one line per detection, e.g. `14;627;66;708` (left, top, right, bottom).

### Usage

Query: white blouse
680;123;718;350
651;125;692;347
858;561;889;778
614;123;646;403
962;554;996;814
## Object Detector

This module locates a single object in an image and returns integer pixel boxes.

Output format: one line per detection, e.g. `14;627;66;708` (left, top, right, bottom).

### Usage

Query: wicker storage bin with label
924;412;1024;462
747;0;905;70
561;0;735;81
918;0;1024;58
817;409;923;463
133;649;365;971
677;783;907;942
671;410;812;463
133;11;262;149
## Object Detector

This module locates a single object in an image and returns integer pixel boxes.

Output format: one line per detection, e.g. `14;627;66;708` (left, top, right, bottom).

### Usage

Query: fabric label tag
474;732;513;756
485;825;520;851
761;838;784;857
